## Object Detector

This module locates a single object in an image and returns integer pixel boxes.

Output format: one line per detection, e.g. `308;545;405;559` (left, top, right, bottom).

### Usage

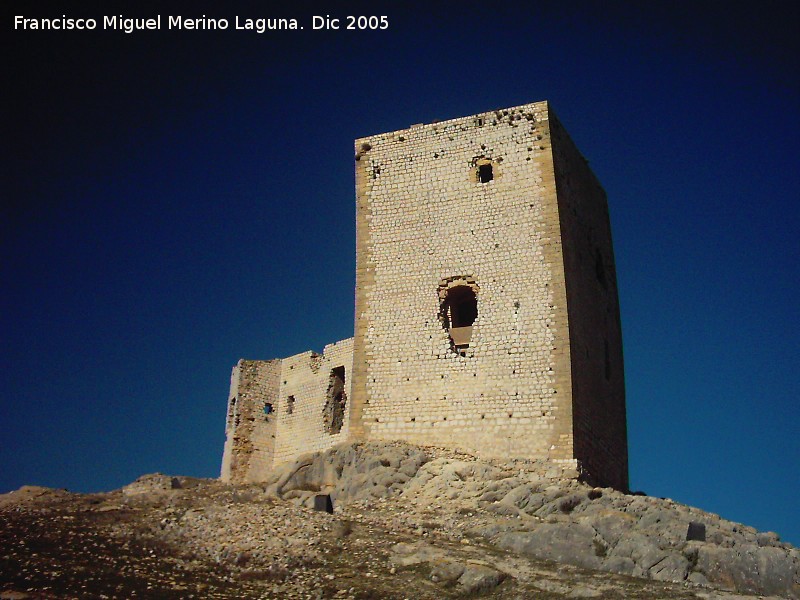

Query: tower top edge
355;100;551;144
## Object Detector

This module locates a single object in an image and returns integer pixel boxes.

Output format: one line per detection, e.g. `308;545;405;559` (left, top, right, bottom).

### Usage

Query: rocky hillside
1;441;797;599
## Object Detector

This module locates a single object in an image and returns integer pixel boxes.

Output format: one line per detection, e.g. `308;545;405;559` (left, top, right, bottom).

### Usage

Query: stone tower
349;100;627;490
221;100;628;491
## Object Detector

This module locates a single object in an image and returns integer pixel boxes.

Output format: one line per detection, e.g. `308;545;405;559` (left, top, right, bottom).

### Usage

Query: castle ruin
221;100;628;490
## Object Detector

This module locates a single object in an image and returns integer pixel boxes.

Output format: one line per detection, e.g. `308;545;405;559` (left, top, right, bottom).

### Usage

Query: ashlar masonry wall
350;101;578;469
273;338;354;465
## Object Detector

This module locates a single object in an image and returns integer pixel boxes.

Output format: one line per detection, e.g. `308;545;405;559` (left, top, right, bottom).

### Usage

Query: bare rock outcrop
263;440;799;599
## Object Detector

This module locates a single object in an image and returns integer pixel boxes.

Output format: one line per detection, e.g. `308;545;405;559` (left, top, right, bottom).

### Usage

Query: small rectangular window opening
478;163;493;183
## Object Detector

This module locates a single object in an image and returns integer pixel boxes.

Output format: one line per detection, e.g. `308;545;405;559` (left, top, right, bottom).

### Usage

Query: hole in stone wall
323;366;346;435
438;280;479;353
478;163;493;183
444;286;478;327
286;395;295;414
263;403;273;420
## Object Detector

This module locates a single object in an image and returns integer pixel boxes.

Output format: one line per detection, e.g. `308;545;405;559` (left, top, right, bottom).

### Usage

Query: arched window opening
447;286;478;327
440;284;478;350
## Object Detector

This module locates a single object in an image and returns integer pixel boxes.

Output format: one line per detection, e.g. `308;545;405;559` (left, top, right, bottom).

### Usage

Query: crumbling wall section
352;102;576;467
272;338;354;465
219;359;281;483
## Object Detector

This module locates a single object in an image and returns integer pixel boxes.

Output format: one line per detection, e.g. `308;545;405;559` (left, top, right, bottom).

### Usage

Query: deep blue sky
4;2;798;545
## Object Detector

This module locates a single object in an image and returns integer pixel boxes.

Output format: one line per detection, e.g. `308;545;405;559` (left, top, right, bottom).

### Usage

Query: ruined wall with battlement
220;341;354;483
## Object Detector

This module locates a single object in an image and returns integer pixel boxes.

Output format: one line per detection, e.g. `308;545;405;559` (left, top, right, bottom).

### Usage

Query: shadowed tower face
350;101;628;490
